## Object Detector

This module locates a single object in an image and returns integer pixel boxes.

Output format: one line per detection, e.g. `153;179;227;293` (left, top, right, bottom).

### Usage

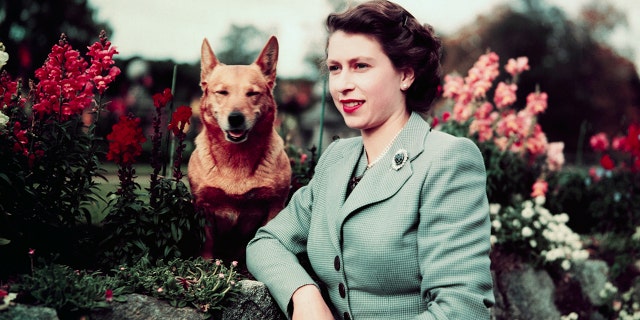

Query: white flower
521;207;535;219
490;235;498;245
0;112;9;129
492;220;502;231
521;226;533;238
561;259;571;271
512;219;521;228
555;213;570;224
489;203;501;215
529;239;537;248
533;221;542;229
633;226;640;241
0;51;8;70
534;196;546;206
0;43;8;70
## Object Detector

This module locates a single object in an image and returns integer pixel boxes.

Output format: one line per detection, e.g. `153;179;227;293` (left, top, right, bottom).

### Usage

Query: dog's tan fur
188;36;291;261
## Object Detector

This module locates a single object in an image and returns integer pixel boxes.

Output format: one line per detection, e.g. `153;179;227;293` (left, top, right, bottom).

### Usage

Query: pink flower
525;129;548;159
589;132;610;152
469;118;493;143
474;102;494;120
611;136;626;151
525;92;548;115
28;248;35;255
232;261;238;267
493;82;517;109
531;180;548;198
546;142;565;171
105;289;113;302
442;74;465;100
505;57;530;76
452;102;473;122
157;287;164;293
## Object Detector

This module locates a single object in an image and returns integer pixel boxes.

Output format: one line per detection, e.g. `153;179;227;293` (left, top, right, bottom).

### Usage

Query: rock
496;263;562;320
0;303;59;320
221;280;286;320
90;293;208;320
572;259;610;307
1;280;285;320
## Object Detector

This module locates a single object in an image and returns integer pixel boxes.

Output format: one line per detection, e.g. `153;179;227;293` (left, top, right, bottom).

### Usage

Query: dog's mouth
225;130;249;143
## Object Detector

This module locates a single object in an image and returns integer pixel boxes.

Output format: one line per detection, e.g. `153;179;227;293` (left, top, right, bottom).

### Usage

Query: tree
0;0;111;78
215;24;268;65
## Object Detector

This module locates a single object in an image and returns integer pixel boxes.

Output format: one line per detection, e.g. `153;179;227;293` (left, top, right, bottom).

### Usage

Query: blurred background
1;0;639;163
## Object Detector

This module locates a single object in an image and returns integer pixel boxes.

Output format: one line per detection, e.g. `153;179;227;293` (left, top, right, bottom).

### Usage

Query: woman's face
326;31;411;131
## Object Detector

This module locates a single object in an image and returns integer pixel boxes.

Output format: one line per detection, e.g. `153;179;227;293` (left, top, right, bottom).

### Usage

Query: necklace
365;128;403;169
347;128;403;196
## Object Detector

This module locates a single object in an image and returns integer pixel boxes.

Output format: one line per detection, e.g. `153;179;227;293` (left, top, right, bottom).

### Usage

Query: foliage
100;91;205;268
12;254;241;316
286;144;317;202
435;51;590;271
114;256;241;313
435;51;563;206
0;32;119;273
13;261;126;317
489;197;588;269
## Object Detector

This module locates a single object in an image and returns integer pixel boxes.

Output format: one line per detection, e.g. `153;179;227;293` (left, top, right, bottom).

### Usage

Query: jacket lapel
339;113;430;223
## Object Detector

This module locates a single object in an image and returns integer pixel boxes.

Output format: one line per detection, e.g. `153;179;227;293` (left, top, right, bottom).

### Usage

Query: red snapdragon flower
106;115;146;165
32;34;93;118
168;106;192;135
105;289;113;302
86;30;121;94
153;88;173;108
600;154;615;170
589;132;609;152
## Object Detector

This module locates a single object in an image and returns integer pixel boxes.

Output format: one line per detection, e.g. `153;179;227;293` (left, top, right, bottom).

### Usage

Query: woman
246;1;495;319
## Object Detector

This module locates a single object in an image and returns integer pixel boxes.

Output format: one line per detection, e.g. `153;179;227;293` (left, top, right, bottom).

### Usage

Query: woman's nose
332;71;355;93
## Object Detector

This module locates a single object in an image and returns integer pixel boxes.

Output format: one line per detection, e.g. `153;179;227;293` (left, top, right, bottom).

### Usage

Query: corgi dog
188;36;291;262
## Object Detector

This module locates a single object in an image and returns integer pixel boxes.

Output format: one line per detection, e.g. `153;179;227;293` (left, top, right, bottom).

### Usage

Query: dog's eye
246;91;260;97
215;90;228;96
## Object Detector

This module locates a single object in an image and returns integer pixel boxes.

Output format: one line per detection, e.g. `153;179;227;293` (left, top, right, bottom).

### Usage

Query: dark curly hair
326;0;442;113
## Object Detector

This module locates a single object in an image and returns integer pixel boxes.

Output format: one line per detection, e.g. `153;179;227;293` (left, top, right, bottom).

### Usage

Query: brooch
391;149;408;171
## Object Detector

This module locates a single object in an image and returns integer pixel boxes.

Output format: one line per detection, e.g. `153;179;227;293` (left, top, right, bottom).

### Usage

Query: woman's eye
246;91;260;97
328;65;340;72
355;63;369;69
215;90;228;96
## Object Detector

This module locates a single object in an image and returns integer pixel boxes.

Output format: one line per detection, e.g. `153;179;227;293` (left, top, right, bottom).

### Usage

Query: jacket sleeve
246;141;337;315
414;136;495;319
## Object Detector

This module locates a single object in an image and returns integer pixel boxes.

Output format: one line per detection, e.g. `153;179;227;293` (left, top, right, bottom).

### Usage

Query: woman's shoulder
424;130;483;159
319;136;361;159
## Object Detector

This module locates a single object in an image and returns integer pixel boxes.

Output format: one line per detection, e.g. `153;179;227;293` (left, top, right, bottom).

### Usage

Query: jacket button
338;283;346;298
334;256;340;271
344;312;351;320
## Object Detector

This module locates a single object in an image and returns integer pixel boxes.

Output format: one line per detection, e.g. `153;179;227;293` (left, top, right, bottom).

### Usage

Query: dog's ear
201;38;219;86
254;36;278;88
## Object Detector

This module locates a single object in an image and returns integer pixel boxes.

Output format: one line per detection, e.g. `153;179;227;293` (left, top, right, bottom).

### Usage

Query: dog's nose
228;111;245;128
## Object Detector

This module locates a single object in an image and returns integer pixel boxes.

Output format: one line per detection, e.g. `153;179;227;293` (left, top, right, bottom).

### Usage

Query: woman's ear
400;68;415;91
